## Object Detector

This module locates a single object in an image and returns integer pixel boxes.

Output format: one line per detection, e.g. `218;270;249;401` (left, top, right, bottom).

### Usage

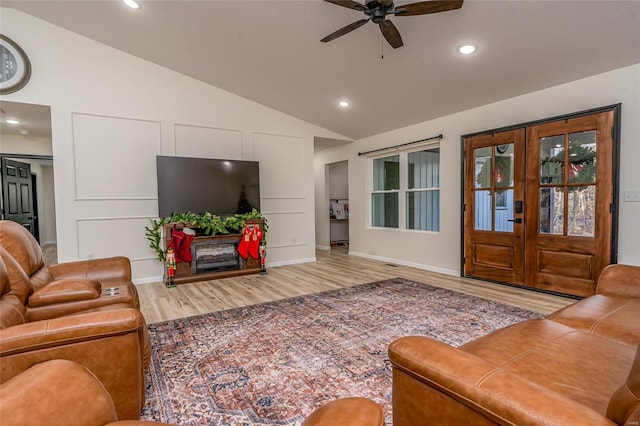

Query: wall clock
0;35;32;94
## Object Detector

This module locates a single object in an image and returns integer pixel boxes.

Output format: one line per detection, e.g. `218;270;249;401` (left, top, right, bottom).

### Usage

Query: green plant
145;209;267;262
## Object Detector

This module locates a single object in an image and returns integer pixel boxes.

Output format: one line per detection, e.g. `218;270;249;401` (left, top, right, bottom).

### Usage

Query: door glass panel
494;144;514;188
540;135;565;184
494;189;514;232
474;190;491;230
540;187;564;235
568;186;595;237
568;131;596;184
474;147;492;188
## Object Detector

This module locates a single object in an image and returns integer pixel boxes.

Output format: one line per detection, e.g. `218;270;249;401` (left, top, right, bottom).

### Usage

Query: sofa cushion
28;278;102;308
548;294;640;348
461;319;636;418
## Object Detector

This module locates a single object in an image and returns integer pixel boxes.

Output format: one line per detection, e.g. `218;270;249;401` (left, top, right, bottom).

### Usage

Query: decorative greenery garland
145;209;267;262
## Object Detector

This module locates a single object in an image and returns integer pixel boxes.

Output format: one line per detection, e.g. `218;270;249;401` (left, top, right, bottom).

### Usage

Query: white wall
1;8;347;283
0;134;53;156
315;64;640;274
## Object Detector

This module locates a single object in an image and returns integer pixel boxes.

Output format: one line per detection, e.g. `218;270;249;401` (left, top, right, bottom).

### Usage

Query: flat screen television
156;155;260;218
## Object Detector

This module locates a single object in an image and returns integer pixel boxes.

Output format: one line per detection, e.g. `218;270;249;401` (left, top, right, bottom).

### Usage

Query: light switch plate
623;189;640;202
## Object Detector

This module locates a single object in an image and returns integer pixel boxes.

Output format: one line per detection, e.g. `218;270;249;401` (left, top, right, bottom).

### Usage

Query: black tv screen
156;156;260;217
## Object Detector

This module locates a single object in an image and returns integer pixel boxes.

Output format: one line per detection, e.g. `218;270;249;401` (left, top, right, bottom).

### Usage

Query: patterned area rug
141;278;542;425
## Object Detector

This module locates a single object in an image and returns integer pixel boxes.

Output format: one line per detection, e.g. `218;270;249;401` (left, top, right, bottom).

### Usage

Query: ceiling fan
321;0;463;49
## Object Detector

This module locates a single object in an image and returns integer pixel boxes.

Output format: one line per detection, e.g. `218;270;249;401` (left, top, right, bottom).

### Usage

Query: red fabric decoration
169;229;193;263
237;226;252;259
249;228;263;259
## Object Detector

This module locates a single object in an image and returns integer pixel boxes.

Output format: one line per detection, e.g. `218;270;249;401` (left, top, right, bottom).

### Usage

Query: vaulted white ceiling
4;0;640;140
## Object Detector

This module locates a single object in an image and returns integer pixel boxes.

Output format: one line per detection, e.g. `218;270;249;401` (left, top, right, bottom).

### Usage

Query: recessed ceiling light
5;119;21;125
457;43;478;55
338;100;350;108
19;130;30;135
122;0;141;9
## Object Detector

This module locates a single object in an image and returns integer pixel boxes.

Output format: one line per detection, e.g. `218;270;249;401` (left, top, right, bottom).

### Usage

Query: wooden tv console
163;220;263;285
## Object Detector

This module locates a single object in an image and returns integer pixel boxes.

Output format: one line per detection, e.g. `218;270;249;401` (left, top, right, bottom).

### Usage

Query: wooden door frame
460;104;621;290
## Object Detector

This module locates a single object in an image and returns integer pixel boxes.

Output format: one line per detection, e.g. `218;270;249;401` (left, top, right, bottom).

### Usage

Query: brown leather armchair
0;220;139;321
0;251;149;420
0;360;385;426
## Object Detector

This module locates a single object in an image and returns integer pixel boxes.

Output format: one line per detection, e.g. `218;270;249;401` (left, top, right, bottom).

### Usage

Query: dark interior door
1;158;36;237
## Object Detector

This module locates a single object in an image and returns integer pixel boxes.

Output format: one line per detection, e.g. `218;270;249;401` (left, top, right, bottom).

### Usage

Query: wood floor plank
138;247;575;324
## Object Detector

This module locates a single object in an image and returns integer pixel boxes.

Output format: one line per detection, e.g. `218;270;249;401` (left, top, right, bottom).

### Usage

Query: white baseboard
133;275;163;285
267;257;316;268
316;245;331;251
348;250;459;277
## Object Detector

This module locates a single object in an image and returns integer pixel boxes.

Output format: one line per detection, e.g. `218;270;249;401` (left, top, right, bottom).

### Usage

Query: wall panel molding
173;124;242;159
72;113;161;200
261;211;307;248
252;132;306;199
76;216;157;262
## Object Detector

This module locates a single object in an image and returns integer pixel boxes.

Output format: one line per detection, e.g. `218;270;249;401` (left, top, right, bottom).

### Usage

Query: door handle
507;218;522;223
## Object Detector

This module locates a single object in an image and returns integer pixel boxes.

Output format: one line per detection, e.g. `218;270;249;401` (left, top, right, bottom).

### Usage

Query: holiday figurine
166;246;177;288
259;240;267;275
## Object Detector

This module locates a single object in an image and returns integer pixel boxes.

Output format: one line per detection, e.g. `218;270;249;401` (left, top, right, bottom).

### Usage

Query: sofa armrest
302;397;384;426
0;359;119;426
48;256;132;281
596;264;640;298
0;308;146;420
28;278;101;307
389;336;616;426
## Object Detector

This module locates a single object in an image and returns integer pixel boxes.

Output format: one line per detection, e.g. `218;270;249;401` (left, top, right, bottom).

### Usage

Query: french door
463;108;616;297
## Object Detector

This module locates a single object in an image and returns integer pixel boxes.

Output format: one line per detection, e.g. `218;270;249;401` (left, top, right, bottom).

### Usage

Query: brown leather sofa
0;360;385;426
0;220;139;321
389;263;640;426
0;221;151;420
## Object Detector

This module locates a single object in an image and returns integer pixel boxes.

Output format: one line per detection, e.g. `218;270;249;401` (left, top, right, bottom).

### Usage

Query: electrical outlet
623;189;640;202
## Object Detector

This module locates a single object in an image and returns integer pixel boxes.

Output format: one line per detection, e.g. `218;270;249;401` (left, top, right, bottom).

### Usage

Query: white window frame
368;142;440;232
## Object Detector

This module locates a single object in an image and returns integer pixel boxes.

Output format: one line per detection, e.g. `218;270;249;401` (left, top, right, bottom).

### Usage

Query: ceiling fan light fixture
122;0;141;10
457;43;478;55
338;100;351;108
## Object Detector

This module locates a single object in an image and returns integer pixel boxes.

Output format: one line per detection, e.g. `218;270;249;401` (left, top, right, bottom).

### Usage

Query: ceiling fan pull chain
381;33;385;59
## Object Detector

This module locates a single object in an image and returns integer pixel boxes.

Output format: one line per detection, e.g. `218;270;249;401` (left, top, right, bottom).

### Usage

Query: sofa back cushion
0;256;27;329
607;344;640;425
0;220;53;291
0;220;46;276
0;247;32;304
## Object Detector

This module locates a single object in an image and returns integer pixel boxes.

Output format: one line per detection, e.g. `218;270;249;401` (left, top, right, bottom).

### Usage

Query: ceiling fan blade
324;0;367;12
321;18;370;43
394;0;463;16
379;20;403;49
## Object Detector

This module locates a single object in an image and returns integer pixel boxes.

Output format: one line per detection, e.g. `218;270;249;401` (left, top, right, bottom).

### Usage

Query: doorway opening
328;160;349;250
0;101;56;264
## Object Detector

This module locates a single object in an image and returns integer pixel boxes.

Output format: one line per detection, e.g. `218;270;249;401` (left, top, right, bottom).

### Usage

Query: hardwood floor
137;247;576;324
